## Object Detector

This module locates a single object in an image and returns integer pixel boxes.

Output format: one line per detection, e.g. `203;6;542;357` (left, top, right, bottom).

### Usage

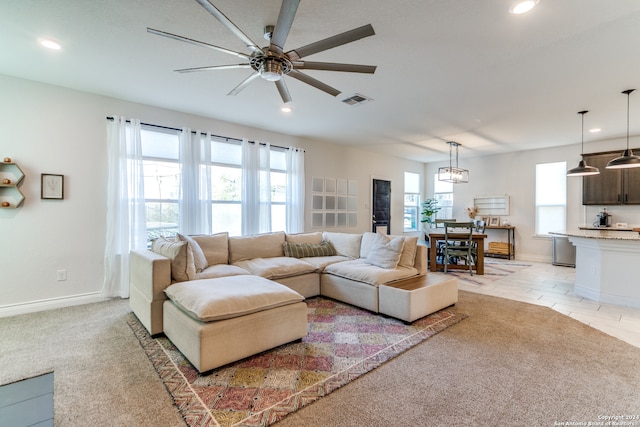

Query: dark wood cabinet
582;149;640;205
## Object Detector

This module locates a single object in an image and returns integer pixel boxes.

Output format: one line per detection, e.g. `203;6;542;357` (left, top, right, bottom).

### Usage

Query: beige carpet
2;290;640;426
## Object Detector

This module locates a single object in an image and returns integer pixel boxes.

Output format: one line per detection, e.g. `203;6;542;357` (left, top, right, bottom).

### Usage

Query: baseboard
0;292;109;318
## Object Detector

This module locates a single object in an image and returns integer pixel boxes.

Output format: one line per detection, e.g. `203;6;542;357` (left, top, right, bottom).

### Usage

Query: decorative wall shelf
474;195;509;216
0;158;25;208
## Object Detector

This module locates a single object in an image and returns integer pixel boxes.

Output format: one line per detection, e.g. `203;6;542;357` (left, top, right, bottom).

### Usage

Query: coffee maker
595;208;611;228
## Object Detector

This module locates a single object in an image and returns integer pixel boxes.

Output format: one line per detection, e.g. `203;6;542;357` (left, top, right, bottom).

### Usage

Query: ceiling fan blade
147;28;251;60
275;79;292;103
194;0;262;53
287;24;375;60
293;61;376;74
175;64;252;73
228;72;261;96
288;70;341;97
270;0;300;55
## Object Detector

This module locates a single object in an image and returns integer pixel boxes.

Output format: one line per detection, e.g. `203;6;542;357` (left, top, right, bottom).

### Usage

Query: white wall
425;139;640;262
0;74;423;316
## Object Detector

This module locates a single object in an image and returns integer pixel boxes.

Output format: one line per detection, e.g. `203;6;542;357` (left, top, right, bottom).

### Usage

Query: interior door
372;179;391;234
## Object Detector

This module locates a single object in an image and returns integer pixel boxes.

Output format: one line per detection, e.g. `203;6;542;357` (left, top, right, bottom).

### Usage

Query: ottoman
163;275;308;373
378;273;458;322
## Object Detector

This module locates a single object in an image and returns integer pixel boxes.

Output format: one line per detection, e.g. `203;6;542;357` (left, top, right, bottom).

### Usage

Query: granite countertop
551;229;640;240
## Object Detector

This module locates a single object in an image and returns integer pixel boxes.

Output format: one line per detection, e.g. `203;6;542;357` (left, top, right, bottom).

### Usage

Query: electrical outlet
56;270;67;281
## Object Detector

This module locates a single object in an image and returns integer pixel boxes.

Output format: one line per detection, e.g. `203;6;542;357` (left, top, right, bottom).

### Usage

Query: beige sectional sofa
129;230;456;372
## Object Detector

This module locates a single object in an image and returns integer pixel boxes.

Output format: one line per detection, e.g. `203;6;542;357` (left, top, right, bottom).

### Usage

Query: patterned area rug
128;297;467;427
447;260;531;286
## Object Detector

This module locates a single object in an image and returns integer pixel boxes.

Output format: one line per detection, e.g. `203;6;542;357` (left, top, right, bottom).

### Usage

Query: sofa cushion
164;276;304;322
325;259;418;286
283;241;337;258
300;255;351;272
195;264;251;280
285;232;323;244
323;232;362;258
177;234;208;272
233;257;316;280
151;237;193;282
366;233;405;269
229;232;285;263
360;232;418;268
192;232;229;266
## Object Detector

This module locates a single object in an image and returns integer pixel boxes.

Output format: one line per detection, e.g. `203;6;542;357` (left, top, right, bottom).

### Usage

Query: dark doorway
372;179;391;234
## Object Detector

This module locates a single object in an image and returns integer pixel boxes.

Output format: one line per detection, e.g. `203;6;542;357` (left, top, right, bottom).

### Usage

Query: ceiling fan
147;0;377;104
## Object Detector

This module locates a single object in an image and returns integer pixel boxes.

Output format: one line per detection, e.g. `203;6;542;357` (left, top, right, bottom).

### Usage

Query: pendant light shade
606;89;640;169
567;110;600;177
438;141;469;183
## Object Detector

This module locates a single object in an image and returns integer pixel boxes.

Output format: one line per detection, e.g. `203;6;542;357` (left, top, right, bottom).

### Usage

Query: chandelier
438;141;469;184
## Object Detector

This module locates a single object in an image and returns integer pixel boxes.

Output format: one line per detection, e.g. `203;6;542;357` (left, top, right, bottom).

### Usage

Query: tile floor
460;260;640;349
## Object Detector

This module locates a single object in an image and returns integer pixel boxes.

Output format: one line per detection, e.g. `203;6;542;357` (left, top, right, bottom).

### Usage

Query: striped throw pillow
283;241;337;258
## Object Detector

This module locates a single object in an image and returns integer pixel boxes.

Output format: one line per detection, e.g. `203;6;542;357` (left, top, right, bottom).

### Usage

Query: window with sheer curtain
140;125;304;239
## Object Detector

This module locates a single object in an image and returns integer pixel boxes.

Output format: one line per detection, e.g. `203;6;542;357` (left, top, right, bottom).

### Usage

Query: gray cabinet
582;150;640;205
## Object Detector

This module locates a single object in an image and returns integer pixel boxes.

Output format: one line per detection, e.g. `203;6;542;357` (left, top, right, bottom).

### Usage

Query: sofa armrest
414;244;427;275
130;249;172;302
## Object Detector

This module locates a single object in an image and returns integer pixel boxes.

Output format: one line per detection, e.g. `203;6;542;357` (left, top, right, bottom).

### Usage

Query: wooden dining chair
434;219;455;264
443;221;474;275
471;220;486;266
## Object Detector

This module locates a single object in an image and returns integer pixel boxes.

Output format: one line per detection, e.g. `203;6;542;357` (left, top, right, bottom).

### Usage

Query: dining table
427;231;487;275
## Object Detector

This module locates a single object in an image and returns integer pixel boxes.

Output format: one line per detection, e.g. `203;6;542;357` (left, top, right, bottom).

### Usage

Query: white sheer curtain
286;147;305;233
242;139;272;235
179;128;212;235
104;117;147;298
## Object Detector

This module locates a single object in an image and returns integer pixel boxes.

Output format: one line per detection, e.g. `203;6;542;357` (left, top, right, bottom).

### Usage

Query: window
404;172;420;231
140;127;299;240
141;128;180;240
434;174;453;219
536;161;566;235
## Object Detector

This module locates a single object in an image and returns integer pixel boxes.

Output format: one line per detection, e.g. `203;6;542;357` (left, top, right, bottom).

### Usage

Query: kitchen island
550;229;640;308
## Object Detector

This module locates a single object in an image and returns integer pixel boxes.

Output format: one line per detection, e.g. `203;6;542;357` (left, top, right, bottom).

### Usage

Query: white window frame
535;161;567;236
404;171;421;232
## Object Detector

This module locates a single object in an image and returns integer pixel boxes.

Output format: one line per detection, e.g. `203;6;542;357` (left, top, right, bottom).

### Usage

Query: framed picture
41;174;64;199
489;216;500;227
479;216;491;224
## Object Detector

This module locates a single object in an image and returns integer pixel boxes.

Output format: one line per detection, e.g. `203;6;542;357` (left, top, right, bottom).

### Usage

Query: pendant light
438;141;469;183
606;89;640;169
567;110;600;176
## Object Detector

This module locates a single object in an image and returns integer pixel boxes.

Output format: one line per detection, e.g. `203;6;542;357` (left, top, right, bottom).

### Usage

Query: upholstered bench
162;275;308;373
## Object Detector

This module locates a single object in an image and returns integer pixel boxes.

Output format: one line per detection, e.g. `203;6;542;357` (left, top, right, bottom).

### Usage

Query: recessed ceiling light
39;38;61;50
589;128;602;133
510;0;540;14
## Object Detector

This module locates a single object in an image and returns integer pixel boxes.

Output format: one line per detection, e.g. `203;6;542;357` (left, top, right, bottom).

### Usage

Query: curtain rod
105;116;303;152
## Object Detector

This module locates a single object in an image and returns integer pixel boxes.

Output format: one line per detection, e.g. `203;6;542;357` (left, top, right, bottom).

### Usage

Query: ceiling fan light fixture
607;89;640;169
568;110;600;177
259;59;283;81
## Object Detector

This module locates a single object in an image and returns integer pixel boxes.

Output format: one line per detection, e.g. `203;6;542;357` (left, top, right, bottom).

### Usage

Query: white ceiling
3;0;640;162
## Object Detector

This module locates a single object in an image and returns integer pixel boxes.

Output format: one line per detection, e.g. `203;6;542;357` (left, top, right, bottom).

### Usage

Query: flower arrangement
466;206;478;219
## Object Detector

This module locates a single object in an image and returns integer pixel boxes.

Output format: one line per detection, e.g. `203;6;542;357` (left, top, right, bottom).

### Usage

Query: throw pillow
192;232;229;266
177;234;208;272
323;232;362;258
283;241;337;258
366;233;405;269
150;237;192;282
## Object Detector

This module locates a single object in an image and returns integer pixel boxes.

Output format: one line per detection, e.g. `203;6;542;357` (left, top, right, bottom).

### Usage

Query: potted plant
420;198;441;232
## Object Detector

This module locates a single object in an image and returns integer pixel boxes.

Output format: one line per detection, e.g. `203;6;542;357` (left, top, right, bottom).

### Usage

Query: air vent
341;93;373;106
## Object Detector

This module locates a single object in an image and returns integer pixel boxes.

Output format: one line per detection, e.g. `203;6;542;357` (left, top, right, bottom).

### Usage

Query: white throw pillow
177;234;208;272
323;232;362;258
192;232;229;266
366;233;405;269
